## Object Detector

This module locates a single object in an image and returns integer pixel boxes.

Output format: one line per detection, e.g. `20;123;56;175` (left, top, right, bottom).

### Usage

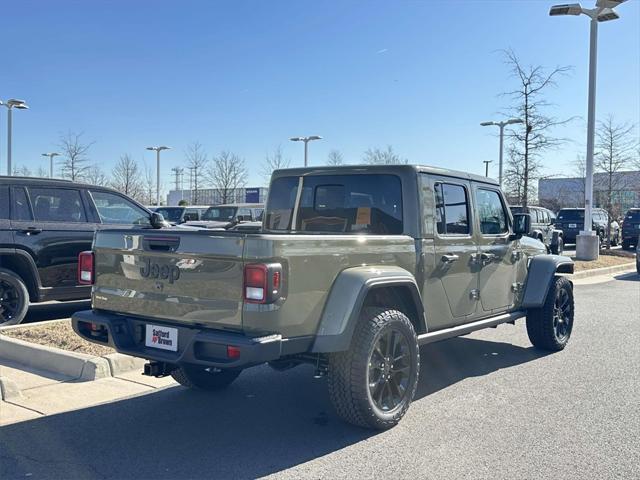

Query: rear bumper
72;310;310;369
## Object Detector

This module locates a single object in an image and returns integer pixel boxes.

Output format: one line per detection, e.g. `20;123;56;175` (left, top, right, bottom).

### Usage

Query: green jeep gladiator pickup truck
72;165;575;429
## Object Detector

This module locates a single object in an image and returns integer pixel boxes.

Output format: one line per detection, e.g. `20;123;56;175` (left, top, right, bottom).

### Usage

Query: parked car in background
621;208;640;250
510;205;563;254
154;205;209;225
184;203;264;229
0;176;156;326
555;208;619;246
636;238;639;275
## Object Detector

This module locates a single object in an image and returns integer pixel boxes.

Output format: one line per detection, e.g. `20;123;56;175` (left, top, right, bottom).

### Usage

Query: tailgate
91;230;245;329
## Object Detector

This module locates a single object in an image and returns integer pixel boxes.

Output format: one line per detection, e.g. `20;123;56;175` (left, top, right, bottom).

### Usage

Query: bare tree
58;131;94;181
185;142;207;204
595;115;636;246
363;145;407;165
85;165;109;186
12;165;32;177
207;151;248;204
500;50;572;206
111;154;143;198
142;162;156;205
261;145;290;183
327;149;344;166
36;166;49;178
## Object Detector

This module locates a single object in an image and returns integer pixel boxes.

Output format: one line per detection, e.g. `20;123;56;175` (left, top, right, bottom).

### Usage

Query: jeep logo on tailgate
140;258;180;284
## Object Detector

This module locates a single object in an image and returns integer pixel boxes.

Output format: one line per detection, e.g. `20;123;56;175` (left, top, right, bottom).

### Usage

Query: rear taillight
243;263;283;304
78;251;94;285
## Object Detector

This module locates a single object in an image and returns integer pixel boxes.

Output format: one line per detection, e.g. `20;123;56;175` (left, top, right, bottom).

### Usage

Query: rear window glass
265;174;403;234
626;210;640;220
558;210;584;221
156;207;184;223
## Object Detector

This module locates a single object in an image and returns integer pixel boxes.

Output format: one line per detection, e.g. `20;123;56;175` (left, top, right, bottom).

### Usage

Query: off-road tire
327;308;420;430
551;237;564;255
171;365;241;391
0;268;29;327
526;276;574;351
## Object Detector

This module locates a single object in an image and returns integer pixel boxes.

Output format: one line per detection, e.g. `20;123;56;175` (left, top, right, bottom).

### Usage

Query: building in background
538;171;640;216
166;187;268;206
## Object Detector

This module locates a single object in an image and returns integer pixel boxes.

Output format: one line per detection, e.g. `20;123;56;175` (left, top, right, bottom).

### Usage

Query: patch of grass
3;320;114;356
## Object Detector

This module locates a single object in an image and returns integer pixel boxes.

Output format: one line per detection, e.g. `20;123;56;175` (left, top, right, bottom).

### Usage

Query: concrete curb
571;262;636;279
0;376;22;400
0;318;69;332
103;353;146;376
0;335;111;381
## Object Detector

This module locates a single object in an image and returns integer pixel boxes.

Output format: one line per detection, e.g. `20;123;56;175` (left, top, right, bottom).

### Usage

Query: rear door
11;186;94;289
431;179;479;320
474;186;516;312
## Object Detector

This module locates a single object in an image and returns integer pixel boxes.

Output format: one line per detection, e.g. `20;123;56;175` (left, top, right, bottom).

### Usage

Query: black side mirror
150;212;165;229
236;215;247;222
512;213;531;239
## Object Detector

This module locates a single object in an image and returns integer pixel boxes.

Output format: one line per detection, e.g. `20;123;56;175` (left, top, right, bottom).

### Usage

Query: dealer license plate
569;223;577;228
145;324;178;351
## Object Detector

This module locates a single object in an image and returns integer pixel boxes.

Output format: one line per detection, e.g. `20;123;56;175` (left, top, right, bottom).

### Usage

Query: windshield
557;209;584;221
202;207;238;221
155;207;184;223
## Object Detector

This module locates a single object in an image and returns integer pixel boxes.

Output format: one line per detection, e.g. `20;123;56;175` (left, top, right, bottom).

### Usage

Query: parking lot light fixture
41;152;60;178
1;98;29;176
289;135;323;167
480;118;523;186
549;0;627;260
146;146;171;206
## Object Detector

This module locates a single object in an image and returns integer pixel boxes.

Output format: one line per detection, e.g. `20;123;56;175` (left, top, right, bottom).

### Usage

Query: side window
237;208;252;220
11;187;32;221
28;188;87;222
90;190;150;225
533;209;540;223
475;189;508;235
434;183;470;235
542;210;549;224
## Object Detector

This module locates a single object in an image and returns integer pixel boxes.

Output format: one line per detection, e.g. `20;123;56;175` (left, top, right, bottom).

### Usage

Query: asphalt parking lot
1;272;639;479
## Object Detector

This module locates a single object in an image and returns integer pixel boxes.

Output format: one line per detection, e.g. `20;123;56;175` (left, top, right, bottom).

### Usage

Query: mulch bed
3;320;114;357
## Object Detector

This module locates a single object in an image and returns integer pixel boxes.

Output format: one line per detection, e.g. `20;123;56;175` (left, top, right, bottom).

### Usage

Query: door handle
480;252;497;264
441;254;459;264
20;228;42;235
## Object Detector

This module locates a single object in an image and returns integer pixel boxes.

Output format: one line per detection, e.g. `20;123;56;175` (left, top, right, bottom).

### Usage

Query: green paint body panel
87;164;569;356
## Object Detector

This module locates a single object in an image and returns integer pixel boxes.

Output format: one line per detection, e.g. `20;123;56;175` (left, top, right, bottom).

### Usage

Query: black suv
555;208;618;246
510;205;564;254
621;208;640;250
0;176;153;326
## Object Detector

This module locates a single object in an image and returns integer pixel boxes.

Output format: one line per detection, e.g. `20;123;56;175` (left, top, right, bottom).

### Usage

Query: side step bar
417;311;526;345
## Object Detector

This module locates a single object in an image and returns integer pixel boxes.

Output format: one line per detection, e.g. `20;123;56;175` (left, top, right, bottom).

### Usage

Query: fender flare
521;255;574;309
0;247;42;298
311;265;425;353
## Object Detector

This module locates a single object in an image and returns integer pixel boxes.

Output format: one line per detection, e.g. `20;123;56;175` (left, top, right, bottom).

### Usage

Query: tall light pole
146;146;170;206
41;152;60;178
483;160;492;177
1;99;29;176
480;118;523;186
289;135;322;166
549;0;627;260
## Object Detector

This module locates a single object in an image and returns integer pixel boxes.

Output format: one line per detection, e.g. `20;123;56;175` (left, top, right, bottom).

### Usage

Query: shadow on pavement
0;336;548;479
613;271;638;282
23;300;91;324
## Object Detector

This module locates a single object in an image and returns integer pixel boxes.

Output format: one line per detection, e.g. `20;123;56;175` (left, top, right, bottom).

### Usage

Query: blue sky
1;0;638;191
